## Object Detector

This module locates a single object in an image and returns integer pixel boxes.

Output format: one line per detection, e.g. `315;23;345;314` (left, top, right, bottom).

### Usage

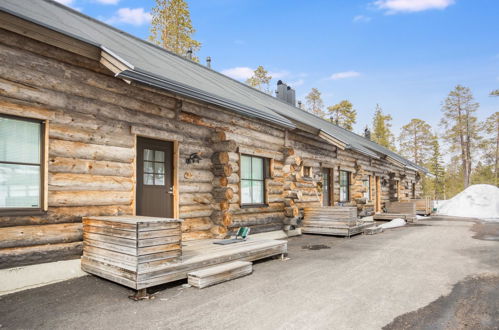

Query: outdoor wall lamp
186;153;202;164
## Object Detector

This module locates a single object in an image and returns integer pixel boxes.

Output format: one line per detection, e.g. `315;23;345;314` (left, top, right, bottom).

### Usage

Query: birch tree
372;104;395;151
440;85;481;188
149;0;201;62
327;100;357;131
245;66;272;94
305;88;326;118
398;119;433;166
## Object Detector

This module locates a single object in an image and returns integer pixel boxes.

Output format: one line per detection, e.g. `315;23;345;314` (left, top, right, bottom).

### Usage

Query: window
241;155;267;205
363;178;371;200
143;149;166;185
303;166;311;178
339;170;350;202
0;115;44;213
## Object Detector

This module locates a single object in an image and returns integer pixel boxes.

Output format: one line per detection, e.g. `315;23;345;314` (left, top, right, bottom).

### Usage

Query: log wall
0;27;422;269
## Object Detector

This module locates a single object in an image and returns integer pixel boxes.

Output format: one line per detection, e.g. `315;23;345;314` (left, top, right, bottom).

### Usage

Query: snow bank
378;218;406;229
436;184;499;221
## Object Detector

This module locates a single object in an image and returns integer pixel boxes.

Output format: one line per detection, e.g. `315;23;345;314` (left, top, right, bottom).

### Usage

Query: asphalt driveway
1;217;498;330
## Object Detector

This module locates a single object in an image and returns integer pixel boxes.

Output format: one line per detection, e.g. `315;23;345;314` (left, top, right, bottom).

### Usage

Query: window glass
339;170;350;202
241;155;252;179
0;116;42;210
144;149;154;161
251;157;263;180
241;155;266;205
0;117;40;164
363;179;370;200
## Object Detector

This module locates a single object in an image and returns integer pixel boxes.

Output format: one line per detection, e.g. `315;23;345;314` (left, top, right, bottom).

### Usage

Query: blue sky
58;0;498;137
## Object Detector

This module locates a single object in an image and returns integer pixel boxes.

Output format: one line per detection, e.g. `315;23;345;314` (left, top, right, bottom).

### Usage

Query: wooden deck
301;207;374;237
82;236;287;290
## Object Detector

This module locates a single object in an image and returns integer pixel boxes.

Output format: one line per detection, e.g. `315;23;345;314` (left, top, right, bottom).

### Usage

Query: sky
56;0;498;138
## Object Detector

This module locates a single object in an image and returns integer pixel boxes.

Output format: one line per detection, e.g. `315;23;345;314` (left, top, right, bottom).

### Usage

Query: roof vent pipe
186;48;193;60
206;56;211;68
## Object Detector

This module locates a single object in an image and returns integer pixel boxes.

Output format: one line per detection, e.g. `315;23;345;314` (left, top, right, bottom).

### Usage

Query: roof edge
117;69;296;130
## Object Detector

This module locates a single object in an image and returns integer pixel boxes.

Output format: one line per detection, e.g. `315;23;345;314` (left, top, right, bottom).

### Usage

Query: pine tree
245;66;272;94
428;134;445;199
440;85;481;188
305;88;326;118
371;104;395;151
149;0;201;62
326;100;357;131
398;119;433;166
483;112;499;185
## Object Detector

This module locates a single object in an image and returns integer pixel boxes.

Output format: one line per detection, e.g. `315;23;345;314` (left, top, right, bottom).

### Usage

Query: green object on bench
214;227;251;245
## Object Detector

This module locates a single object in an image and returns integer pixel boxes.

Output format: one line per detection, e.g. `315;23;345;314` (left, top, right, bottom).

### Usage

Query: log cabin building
0;0;428;269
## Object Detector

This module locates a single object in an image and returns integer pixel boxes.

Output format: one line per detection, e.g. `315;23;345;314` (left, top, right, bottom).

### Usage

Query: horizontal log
179;182;213;194
49;123;133;148
180;169;214;183
49;157;134;177
179;192;213;206
212;140;237;152
49;191;132;207
0;223;82;249
50;140;134;163
0;242;82;269
0;95;56;120
211;152;229;165
181;217;212;232
49;173;133;191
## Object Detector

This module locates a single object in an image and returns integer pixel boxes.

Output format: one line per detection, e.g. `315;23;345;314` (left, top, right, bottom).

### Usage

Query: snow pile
436;184;499;221
378;218;406;229
416;215;430;220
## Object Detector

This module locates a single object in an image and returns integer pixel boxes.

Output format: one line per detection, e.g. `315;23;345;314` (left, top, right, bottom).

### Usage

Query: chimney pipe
298;101;302;109
186;48;193;60
206;56;211;68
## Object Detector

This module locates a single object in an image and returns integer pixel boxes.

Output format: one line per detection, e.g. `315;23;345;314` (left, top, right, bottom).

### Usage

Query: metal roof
0;0;428;174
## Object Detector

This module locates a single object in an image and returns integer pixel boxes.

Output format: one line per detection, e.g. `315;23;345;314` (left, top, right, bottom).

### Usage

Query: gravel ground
1;217;498;330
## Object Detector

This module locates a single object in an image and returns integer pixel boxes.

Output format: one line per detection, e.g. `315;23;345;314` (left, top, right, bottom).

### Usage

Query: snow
436;184;499;221
378;218;406;229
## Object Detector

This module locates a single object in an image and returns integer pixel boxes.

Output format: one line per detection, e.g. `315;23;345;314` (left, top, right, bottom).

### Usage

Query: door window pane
155;162;165;174
154;150;165;162
155;174;164;185
144;161;154;173
144;173;154;185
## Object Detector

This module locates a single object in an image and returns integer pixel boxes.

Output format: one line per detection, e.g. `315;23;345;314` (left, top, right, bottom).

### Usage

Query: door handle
168;186;174;194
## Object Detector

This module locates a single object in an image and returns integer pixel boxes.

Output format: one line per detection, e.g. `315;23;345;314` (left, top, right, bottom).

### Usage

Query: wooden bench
302;207;374;237
188;261;253;289
374;201;417;222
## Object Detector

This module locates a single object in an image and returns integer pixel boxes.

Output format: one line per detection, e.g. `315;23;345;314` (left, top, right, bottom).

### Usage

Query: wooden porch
81;216;287;291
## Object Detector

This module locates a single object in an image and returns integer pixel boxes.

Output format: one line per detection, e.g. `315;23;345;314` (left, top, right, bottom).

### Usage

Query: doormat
302;244;331;250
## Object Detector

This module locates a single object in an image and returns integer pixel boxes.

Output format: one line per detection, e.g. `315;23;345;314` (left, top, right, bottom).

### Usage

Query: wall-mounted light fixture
186;153;202;164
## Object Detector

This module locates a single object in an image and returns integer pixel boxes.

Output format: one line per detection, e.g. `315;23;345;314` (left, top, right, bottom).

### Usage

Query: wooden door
375;176;381;212
136;137;174;217
322;168;333;206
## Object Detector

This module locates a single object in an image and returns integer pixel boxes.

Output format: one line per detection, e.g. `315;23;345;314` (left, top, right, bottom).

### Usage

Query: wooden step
188;261;253;289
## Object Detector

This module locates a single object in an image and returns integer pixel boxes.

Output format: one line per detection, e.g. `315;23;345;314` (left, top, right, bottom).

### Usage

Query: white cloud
54;0;74;5
353;15;372;22
95;0;120;4
329;71;361;80
221;67;254;80
106;8;151;26
374;0;455;13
